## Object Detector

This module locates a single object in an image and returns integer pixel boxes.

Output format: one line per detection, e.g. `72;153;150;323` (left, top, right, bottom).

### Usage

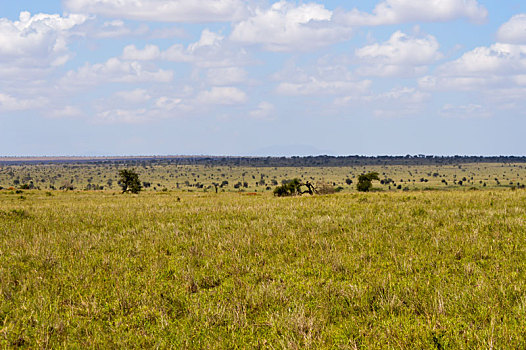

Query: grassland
1;162;526;192
1;186;526;348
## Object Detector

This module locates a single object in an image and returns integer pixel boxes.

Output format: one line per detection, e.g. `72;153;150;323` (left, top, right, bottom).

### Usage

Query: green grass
1;162;526;192
1;189;526;348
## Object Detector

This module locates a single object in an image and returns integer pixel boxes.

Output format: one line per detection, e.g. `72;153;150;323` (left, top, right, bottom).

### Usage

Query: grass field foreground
1;189;526;348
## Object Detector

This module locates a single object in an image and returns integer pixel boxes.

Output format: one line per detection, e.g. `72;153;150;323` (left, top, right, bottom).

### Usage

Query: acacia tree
273;179;318;197
118;169;142;194
357;172;380;192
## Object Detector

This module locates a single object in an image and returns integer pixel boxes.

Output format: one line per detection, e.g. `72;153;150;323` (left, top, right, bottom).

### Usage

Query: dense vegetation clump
357;172;380;192
273;178;303;196
118;169;142;194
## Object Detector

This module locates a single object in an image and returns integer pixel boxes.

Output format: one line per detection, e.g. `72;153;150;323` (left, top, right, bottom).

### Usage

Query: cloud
497;14;526;44
87;20;149;38
64;0;248;23
440;103;491;118
0;93;47;112
122;44;161;60
0;11;87;67
419;43;526;91
95;108;151;124
62;57;174;87
355;31;443;77
47;106;83;118
155;96;183;111
121;29;250;68
277;79;371;96
336;87;429;117
417;40;526;116
148;26;186;39
197;87;247;105
206;67;248;85
249;102;275;120
114;89;152;104
337;0;487;26
274;63;371;96
93;86;248;124
230;1;352;52
440;43;526;75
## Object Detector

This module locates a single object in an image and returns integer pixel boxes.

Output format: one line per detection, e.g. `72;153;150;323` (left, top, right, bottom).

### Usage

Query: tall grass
1;189;525;348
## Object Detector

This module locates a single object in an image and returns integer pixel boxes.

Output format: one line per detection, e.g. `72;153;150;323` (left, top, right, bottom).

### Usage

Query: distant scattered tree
118;169;142;194
357;172;380;192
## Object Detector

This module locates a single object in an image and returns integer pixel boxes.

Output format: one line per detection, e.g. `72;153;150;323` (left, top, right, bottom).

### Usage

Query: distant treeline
1;155;526;167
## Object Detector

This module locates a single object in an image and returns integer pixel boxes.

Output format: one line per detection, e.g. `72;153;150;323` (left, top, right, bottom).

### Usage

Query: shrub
118;169;142;194
316;182;337;195
357;172;380;192
273;178;302;197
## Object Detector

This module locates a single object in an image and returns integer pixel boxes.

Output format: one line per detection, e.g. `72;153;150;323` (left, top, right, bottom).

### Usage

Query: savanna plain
1;160;526;348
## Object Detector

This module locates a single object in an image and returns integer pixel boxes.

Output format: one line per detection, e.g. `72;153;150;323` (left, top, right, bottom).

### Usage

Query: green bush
118;169;142;194
273;178;302;197
357;172;380;192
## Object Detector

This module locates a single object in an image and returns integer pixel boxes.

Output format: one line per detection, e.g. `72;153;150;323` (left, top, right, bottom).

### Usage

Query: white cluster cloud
335;87;429;117
197;87;247;105
230;1;352;52
0;0;518;124
440;103;491;118
0;11;86;67
122;44;161;61
371;87;429;117
47;106;83;118
114;89;152;104
356;31;443;77
250;102;275;120
206;67;248;85
96;108;151;124
274;63;371;96
420;43;526;91
0;93;47;112
64;0;248;22
62;57;174;87
416;32;526;118
89;20;149;38
339;0;487;26
497;14;526;44
121;29;249;68
93;86;249;124
439;43;526;76
277;79;371;96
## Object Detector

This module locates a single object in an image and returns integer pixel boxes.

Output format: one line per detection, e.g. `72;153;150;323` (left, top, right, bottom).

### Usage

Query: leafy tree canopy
357;172;380;192
118;169;142;194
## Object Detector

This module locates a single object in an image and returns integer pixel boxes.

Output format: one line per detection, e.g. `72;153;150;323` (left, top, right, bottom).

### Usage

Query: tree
357;172;379;192
273;178;301;196
273;179;318;197
118;169;142;194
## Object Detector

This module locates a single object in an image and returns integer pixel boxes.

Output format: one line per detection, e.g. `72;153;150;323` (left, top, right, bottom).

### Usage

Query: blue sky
1;0;526;156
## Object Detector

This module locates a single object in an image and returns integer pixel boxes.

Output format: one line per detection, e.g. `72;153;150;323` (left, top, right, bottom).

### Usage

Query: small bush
316;182;337;195
273;179;302;197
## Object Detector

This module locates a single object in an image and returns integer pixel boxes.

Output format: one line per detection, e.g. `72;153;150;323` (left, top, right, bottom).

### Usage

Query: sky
1;0;526;156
